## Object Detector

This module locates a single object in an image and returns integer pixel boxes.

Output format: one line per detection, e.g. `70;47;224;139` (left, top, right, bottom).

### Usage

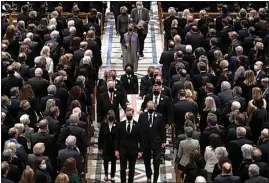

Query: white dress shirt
148;112;154;127
108;123;113;132
108;91;114;103
153;94;160;105
126;119;133;133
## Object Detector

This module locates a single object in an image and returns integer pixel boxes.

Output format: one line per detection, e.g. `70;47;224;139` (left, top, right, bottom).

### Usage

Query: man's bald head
222;162;232;175
87;30;95;38
261;128;269;139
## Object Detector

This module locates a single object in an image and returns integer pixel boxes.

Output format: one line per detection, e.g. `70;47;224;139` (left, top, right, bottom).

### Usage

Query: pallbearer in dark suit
115;107;142;183
98;110;118;182
120;64;139;94
97;80;127;122
138;101;166;183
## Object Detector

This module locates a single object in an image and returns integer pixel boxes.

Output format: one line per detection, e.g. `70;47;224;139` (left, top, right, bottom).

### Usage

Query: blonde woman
55;173;69;183
199;97;218;132
241;70;257;103
40;46;54;75
184;81;197;101
247;87;267;143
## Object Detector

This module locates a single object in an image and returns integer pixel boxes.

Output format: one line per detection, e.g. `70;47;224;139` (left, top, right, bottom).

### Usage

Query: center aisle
86;2;175;182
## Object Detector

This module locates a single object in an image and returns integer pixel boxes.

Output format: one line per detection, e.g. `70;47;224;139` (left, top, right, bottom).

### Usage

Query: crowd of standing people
1;1;269;183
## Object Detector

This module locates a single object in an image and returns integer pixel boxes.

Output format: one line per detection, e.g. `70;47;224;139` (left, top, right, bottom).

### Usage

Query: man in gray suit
130;1;150;58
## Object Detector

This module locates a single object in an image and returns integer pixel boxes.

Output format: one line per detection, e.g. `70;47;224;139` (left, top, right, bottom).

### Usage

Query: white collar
256;70;261;75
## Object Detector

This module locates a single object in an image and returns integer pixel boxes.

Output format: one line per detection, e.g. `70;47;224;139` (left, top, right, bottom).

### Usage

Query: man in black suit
192;62;212;90
228;127;253;175
216;60;234;94
39;85;62;113
9;87;21;123
169;51;190;81
120;64;139;94
238;20;249;42
1;162;14;183
54;76;70;115
31;119;56;163
141;84;172;127
58;135;83;173
218;81;234;110
1;67;23;96
170;64;188;88
213;162;241;183
17;5;29;25
245;164;268;183
67;6;83;37
44;106;61;138
55;5;67;29
258;129;269;163
185;26;204;51
173;89;198;136
140;66;155;98
205;83;221;109
86;30;102;70
148;76;171;99
159;41;175;80
58;113;89;157
62;26;76;50
172;70;188;100
27;68;49;101
254;61;267;87
73;42;87;68
219;18;234;54
115;107;142;183
207;37;220;64
138;101;166;183
27;57;50;81
97;81;127;122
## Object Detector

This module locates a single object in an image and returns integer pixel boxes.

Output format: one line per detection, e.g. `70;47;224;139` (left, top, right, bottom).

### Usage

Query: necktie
127;121;131;133
155;96;158;105
138;10;141;21
149;114;153;127
109;93;113;103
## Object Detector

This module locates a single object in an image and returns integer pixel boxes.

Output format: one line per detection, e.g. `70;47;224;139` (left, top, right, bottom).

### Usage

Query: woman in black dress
98;110;118;182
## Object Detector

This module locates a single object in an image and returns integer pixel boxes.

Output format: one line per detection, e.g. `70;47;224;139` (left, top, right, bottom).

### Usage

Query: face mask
153;90;160;96
111;75;116;80
108;88;114;93
156;81;162;85
126;70;132;75
126;115;133;121
108;115;114;122
154;74;158;78
148;109;154;114
128;28;133;32
137;5;142;9
40;164;47;170
254;65;259;71
149;72;154;77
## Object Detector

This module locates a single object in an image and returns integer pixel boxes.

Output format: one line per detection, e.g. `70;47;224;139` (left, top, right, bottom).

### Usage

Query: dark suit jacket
213;175;241;183
256;70;267;86
159;50;175;80
115;120;141;157
58;148;83;173
238;28;249;42
228;138;253;175
173;99;198;135
120;74;139;94
1;177;14;183
28;67;49;81
258;140;269;163
192;72;212;90
147;85;171;99
55;86;69;112
73;48;85;67
171;80;186;99
67;16;83;36
17;12;29;24
219;26;234;53
1;76;23;95
138;112;165;150
98;80;126;101
130;7;149;34
31;132;56;160
44;116;61;137
98;122;118;159
86;39;102;68
207;93;221;109
139;75;155;97
185;33;204;51
62;35;74;49
141;94;172;124
97;91;127;122
244;176;268;183
218;89;234;110
40;95;61;112
169;60;190;80
27;77;49;99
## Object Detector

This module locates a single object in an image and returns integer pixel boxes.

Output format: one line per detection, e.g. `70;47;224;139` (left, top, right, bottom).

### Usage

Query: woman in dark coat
98;110;118;182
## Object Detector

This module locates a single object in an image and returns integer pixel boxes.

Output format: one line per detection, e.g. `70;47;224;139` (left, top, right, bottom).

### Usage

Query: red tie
110;93;113;102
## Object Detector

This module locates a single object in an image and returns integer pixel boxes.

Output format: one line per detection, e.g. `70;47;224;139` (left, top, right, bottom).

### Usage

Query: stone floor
86;2;176;182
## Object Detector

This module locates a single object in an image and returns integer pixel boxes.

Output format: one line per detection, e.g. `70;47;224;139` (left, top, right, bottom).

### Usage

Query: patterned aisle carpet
86;2;176;182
